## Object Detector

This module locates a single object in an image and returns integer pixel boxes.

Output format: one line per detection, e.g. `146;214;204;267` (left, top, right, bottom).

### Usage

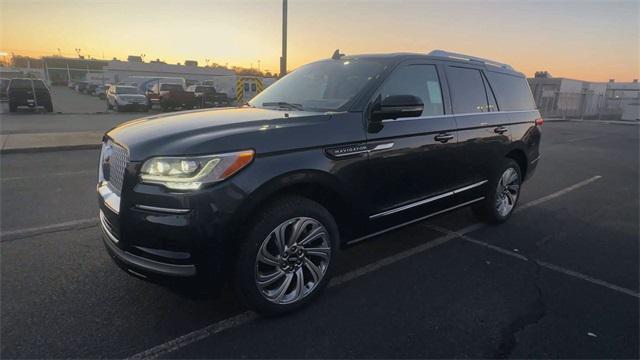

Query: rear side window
485;71;536;111
375;64;444;117
33;80;47;90
446;67;488;114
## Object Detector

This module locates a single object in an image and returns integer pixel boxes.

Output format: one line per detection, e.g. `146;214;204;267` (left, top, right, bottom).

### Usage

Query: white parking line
426;224;640;299
1;170;96;182
127;175;604;359
0;217;98;242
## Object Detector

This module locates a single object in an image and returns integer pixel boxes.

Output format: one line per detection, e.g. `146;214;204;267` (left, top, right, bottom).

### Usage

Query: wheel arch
230;170;363;246
505;148;528;179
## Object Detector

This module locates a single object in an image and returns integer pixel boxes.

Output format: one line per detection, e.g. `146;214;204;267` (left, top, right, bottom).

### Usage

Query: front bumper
98;160;250;283
101;210;196;277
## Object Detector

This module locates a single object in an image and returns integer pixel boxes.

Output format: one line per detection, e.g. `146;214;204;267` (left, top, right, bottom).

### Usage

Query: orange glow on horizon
1;0;638;82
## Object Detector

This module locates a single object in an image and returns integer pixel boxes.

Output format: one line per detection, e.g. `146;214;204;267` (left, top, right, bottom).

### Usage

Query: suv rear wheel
473;158;522;223
235;196;338;316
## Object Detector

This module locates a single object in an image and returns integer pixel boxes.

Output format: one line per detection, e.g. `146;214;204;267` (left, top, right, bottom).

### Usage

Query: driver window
375;65;444;117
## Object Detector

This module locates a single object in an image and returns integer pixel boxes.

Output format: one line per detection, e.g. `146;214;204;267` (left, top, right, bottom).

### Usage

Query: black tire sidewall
235;196;339;316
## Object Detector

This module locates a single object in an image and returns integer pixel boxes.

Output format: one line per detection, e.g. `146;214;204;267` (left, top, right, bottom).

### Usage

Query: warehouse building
528;73;639;120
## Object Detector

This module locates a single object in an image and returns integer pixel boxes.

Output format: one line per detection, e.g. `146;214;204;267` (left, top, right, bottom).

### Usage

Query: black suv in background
8;78;53;112
98;50;542;315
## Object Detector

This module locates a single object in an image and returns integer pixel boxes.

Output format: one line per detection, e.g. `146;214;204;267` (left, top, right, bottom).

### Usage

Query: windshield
249;59;386;111
116;86;139;94
161;84;184;91
195;86;215;93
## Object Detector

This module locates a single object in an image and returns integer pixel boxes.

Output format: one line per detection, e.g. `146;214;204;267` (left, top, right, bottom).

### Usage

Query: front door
365;62;462;228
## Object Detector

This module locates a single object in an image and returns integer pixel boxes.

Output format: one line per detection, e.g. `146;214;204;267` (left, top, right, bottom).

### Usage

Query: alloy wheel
255;217;331;305
495;167;520;217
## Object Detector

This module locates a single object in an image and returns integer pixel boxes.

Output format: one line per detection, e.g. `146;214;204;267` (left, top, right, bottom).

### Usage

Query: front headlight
140;150;254;190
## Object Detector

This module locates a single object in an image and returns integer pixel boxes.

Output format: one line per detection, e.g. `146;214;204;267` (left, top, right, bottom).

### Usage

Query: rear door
445;65;510;202
365;61;463;228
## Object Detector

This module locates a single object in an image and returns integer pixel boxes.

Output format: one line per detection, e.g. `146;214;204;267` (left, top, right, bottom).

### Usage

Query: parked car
187;85;231;108
86;83;99;95
8;78;53;112
106;85;148;112
74;81;89;93
98;50;542;315
146;83;195;111
95;84;109;100
0;78;10;100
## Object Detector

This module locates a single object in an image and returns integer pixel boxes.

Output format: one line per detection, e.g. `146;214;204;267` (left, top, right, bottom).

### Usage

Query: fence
535;91;639;121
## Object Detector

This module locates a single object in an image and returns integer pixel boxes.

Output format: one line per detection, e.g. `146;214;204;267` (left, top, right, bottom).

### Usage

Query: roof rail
427;50;514;70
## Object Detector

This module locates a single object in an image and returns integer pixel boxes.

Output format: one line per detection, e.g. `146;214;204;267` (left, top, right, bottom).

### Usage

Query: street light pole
279;0;287;77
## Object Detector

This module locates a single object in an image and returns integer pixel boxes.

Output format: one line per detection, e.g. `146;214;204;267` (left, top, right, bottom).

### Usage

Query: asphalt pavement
0;121;638;359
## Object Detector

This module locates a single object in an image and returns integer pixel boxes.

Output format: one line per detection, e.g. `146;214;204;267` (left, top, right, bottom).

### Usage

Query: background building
528;73;639;121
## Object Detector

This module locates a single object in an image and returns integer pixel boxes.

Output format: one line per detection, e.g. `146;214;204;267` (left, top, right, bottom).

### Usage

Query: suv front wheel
473;158;522;223
235;196;338;316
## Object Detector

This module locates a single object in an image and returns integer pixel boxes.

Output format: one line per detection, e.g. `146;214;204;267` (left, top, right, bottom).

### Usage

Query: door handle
434;133;454;143
494;126;508;134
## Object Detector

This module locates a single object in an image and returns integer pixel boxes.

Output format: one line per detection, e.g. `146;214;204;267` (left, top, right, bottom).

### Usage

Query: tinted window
485;71;536;111
447;67;489;113
115;86;138;94
375;64;444;117
10;79;32;89
33;80;47;90
160;84;183;91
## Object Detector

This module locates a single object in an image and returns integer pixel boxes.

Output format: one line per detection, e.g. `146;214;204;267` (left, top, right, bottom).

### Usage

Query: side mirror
371;95;424;122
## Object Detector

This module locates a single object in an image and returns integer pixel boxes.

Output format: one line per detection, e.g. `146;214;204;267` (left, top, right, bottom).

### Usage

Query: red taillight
535;118;544;126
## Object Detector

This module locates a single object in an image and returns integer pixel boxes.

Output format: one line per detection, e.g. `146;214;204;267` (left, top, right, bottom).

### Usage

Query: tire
235;196;338;316
472;158;522;224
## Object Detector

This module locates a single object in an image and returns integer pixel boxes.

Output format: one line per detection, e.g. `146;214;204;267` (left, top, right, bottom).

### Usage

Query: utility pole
279;0;287;77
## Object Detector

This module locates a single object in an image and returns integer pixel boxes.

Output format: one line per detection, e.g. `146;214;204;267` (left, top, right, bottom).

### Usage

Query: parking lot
0;119;638;358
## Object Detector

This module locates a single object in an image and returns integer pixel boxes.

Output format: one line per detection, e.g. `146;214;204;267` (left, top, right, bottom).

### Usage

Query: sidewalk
0;131;103;153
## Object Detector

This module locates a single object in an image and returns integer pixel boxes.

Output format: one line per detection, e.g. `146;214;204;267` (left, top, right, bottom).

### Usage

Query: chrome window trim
135;205;190;214
348;197;485;245
380;109;538;123
369;180;487;219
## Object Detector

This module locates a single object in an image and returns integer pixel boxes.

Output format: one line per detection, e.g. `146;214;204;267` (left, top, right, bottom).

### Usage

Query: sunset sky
1;0;638;81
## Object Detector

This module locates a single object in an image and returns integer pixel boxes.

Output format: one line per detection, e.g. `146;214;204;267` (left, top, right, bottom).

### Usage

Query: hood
106;107;344;161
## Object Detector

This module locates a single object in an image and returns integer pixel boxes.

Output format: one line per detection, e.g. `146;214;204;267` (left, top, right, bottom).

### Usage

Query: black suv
98;50;542;315
8;78;54;112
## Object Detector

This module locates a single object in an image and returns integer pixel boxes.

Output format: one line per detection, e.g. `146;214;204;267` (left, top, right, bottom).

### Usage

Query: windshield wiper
262;102;304;111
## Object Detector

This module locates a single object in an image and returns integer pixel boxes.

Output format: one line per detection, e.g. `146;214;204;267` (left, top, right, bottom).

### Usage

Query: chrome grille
102;140;128;196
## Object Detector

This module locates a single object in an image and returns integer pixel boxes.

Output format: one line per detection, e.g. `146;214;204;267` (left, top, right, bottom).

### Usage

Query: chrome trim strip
530;154;541;164
98;183;120;214
452;180;488;194
369;180;487;219
371;142;394;151
348;197;485;245
99;210;119;244
381;110;538;123
135;205;191;214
